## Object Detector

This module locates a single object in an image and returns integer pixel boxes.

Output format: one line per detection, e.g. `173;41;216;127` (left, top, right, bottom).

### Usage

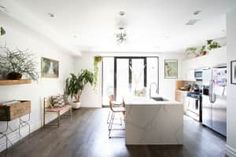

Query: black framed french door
114;57;147;101
102;56;159;106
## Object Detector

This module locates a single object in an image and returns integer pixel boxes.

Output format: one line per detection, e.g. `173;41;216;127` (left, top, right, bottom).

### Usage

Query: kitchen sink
151;97;168;101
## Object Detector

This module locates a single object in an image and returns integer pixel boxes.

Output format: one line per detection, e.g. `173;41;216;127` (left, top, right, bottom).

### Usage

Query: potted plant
199;45;208;56
185;47;198;58
0;46;38;80
65;69;94;109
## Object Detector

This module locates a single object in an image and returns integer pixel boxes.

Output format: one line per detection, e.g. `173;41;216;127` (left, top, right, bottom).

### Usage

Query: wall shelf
0;79;32;85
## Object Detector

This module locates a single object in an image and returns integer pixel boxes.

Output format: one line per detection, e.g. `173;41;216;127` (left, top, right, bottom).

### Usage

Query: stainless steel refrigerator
202;65;227;136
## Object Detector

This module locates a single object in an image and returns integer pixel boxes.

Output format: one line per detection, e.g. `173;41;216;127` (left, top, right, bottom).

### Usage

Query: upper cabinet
181;46;226;80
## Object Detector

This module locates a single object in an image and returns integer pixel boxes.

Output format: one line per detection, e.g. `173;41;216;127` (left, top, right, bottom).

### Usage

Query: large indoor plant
0;46;38;80
65;69;94;109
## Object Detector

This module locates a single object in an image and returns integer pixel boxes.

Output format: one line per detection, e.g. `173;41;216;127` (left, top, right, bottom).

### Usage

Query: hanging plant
93;56;102;87
0;27;6;36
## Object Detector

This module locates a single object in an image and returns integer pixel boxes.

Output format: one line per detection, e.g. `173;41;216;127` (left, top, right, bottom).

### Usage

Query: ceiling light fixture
193;10;201;15
48;13;55;18
116;11;127;44
116;26;127;44
185;19;200;25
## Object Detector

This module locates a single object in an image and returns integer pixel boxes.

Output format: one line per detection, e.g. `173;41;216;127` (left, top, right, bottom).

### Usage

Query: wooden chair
108;95;125;138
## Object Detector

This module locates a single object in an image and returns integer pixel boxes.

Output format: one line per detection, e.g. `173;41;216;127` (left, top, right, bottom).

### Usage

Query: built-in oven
186;92;202;122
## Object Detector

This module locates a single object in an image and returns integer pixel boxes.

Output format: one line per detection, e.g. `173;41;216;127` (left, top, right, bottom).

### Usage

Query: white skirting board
226;144;236;157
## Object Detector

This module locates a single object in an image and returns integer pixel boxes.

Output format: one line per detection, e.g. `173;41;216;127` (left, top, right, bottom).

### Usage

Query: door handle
212;93;216;103
209;80;214;103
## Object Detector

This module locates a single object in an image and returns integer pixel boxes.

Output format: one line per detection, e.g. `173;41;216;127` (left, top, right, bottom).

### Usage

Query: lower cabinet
175;90;188;113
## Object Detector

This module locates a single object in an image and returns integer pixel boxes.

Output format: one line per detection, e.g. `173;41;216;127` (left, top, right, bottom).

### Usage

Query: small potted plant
0;46;38;80
65;69;94;109
185;47;198;58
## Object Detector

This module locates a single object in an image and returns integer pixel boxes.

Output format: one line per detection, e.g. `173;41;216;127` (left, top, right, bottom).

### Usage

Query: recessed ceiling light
119;11;125;16
48;13;55;17
193;10;201;15
186;19;200;26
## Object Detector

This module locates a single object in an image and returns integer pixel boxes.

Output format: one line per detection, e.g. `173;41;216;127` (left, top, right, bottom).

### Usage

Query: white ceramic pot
71;101;81;109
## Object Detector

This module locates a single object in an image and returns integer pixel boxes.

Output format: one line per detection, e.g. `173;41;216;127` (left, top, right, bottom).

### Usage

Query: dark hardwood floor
0;108;226;157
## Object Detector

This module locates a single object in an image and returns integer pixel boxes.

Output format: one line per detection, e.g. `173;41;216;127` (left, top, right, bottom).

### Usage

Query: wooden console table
0;100;31;149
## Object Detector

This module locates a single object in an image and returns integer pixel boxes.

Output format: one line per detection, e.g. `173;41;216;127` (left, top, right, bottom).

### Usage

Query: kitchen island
125;96;183;145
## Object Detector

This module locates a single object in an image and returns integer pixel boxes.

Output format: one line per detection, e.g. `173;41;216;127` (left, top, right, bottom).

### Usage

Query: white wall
226;8;236;157
74;52;184;108
74;53;102;108
0;13;75;151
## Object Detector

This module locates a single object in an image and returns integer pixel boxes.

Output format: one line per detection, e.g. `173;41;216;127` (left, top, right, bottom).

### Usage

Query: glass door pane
116;58;130;102
131;59;145;96
102;57;114;106
147;57;159;97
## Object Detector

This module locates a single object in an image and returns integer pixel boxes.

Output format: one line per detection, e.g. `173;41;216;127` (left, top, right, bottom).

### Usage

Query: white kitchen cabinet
186;70;195;81
175;90;188;113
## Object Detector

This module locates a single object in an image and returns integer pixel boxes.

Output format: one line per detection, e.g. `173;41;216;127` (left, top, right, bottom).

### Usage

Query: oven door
186;97;200;121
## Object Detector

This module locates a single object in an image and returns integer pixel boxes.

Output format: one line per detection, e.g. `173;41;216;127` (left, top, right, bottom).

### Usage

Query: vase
7;72;22;80
71;101;81;109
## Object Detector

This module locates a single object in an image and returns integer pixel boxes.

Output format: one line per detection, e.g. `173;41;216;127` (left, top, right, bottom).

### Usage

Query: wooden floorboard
0;108;226;157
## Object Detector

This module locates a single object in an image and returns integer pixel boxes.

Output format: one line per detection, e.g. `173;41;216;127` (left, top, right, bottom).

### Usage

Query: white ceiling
1;0;236;55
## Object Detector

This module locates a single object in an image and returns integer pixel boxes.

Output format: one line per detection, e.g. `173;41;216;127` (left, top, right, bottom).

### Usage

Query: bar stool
108;95;125;138
106;95;124;124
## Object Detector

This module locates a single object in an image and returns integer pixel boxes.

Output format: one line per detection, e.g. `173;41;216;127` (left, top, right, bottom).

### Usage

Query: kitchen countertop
125;96;182;105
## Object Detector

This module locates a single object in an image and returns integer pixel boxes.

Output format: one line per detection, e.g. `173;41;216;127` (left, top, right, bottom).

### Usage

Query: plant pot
71;101;81;109
7;72;22;80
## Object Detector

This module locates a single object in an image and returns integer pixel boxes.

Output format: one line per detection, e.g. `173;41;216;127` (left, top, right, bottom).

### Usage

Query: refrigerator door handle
212;93;216;103
209;80;213;103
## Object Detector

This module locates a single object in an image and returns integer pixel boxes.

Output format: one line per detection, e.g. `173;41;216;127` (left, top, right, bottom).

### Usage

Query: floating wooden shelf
0;79;32;85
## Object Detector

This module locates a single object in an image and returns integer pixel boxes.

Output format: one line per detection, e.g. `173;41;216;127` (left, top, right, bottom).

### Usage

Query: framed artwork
231;60;236;84
164;59;178;79
41;57;59;78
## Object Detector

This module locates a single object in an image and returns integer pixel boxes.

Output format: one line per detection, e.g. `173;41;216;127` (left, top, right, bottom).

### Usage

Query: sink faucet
149;82;158;98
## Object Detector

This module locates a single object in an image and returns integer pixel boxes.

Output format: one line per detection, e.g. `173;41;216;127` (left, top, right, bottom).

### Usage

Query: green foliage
65;69;94;102
93;56;102;87
0;46;39;80
0;27;6;36
207;40;221;50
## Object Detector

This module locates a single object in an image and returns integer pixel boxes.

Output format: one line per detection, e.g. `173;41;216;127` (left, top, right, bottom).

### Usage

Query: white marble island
125;97;183;145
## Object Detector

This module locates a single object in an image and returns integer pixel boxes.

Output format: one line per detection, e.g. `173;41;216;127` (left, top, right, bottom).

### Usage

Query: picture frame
41;57;59;78
164;59;178;79
231;60;236;84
